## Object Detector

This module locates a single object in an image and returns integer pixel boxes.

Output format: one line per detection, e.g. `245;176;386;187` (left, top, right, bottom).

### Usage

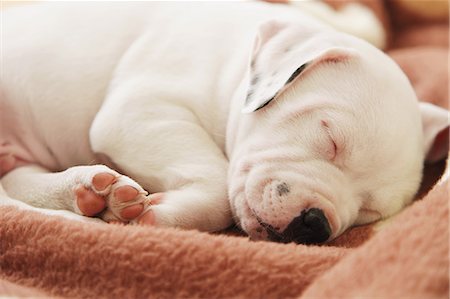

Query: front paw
71;166;156;225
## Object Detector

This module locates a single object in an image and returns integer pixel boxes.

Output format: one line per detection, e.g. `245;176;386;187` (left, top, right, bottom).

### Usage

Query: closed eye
330;137;337;160
321;120;337;160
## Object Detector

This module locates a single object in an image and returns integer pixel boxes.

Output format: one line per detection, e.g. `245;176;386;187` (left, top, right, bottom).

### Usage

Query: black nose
278;208;331;244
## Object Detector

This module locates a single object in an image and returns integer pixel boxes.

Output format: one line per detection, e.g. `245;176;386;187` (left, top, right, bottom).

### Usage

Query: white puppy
0;2;448;244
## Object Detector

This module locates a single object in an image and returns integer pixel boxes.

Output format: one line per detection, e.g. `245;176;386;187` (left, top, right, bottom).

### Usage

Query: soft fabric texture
1;1;448;298
0;206;347;298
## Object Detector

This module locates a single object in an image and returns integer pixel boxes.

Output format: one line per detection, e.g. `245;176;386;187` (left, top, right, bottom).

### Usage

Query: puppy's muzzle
264;208;331;244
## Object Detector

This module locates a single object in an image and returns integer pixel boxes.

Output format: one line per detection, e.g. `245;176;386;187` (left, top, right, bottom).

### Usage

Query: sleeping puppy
0;2;448;244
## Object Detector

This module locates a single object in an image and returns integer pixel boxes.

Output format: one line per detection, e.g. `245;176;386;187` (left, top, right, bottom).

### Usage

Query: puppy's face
226;22;448;244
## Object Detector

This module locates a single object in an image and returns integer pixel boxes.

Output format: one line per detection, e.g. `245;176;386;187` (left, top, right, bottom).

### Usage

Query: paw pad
92;172;116;191
137;210;155;225
114;185;139;202
75;186;107;216
74;171;151;224
120;204;144;219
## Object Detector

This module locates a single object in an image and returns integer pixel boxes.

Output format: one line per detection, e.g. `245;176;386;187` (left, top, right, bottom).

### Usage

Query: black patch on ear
245;75;259;104
245;63;308;113
254;95;276;111
285;63;308;85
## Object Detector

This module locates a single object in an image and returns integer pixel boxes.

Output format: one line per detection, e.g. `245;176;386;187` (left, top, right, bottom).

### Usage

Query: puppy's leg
1;164;152;224
0;175;101;223
90;102;232;232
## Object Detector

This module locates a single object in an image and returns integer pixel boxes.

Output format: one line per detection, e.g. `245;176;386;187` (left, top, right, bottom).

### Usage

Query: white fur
0;2;448;241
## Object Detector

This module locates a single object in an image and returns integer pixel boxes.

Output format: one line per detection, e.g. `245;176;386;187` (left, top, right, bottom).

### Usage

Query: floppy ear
242;21;357;113
419;102;449;163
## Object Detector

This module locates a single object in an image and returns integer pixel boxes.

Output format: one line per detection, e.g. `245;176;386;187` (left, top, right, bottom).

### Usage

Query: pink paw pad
114;185;139;202
120;204;144;220
75;171;153;224
114;185;143;220
92;172;116;191
75;186;106;216
138;210;155;225
135;192;164;226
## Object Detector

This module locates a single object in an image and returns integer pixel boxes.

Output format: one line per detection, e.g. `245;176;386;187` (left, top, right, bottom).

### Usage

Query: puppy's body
1;3;314;164
1;2;447;243
1;2;325;231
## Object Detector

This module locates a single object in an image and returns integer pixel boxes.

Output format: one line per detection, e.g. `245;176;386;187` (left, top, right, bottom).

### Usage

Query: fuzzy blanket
1;1;449;298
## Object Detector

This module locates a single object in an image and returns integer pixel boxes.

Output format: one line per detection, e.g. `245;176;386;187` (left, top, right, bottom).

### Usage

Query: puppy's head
227;21;449;244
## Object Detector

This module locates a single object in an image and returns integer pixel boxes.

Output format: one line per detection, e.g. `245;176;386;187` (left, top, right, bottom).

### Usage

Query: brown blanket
1;1;449;298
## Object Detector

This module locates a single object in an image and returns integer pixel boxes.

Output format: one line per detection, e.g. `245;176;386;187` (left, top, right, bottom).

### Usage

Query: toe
75;186;106;216
92;172;116;191
114;185;139;202
137;210;155;225
120;204;144;220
